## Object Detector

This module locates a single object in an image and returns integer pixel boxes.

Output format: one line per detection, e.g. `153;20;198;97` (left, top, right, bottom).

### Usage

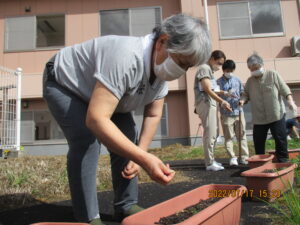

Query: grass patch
265;138;300;151
265;155;300;225
0;139;299;214
0;153;190;211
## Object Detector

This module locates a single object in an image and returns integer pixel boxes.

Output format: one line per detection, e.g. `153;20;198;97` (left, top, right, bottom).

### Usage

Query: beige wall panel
34;51;56;72
253;38;273;59
180;0;202;18
50;0;67;13
19;0;36;15
82;13;99;41
83;0;99;12
281;0;300;38
19;52;36;73
219;40;237;60
291;90;300;109
166;91;189;137
36;0;51;14
270;37;291;58
3;0;20;17
66;0;82;14
185;67;199;137
168;75;186;91
66;13;83;45
0;17;3;65
235;39;255;61
22;74;43;98
3;53;19;70
275;58;300;83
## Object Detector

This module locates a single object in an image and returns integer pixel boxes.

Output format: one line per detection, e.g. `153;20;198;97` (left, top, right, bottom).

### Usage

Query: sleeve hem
94;73;123;100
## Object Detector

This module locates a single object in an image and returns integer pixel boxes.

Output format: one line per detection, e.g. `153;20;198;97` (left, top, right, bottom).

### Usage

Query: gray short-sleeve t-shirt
194;64;216;106
54;35;168;113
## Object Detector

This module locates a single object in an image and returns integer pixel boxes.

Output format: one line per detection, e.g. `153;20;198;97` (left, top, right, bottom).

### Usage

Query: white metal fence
0;66;22;152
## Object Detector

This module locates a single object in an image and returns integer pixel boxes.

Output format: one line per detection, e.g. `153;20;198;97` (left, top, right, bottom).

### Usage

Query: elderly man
240;53;298;162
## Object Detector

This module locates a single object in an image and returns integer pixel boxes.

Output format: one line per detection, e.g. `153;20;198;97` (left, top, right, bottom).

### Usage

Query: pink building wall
0;0;299;141
0;0;182;98
184;0;300;138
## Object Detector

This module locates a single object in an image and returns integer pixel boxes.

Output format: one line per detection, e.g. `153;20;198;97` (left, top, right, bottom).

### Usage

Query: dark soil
155;198;219;225
0;158;282;225
262;167;287;173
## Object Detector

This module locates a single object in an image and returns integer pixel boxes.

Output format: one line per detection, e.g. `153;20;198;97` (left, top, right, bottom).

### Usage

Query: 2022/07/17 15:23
208;189;281;198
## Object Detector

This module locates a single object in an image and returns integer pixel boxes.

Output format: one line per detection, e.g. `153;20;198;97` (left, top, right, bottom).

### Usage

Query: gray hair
153;14;211;67
247;53;264;67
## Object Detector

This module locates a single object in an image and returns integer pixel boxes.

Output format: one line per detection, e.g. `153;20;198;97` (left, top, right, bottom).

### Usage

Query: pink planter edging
241;162;297;201
247;154;274;169
121;184;247;225
268;149;300;161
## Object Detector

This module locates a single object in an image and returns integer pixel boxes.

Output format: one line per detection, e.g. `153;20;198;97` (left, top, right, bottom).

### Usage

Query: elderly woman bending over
43;14;211;225
240;53;298;162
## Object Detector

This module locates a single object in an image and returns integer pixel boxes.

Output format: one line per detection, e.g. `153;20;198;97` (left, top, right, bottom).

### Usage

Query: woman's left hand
122;161;141;179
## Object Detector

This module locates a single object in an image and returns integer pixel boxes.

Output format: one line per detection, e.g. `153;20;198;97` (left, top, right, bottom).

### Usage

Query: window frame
4;13;65;53
99;6;162;36
21;109;66;143
157;102;169;138
217;0;285;40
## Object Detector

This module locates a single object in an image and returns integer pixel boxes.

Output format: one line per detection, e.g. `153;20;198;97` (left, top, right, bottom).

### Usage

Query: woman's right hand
221;100;232;112
141;152;175;185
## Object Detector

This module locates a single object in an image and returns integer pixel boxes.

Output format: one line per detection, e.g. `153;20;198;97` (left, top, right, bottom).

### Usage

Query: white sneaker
229;157;238;166
239;158;249;165
213;160;223;166
206;163;224;171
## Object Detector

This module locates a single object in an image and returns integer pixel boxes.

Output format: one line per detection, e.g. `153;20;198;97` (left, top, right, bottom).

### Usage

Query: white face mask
154;52;186;81
224;72;233;79
251;68;264;77
212;65;220;72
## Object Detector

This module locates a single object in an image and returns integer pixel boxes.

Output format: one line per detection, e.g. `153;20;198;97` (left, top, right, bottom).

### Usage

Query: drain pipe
203;0;209;30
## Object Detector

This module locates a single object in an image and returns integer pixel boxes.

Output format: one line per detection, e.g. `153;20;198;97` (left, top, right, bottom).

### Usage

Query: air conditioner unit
290;36;300;56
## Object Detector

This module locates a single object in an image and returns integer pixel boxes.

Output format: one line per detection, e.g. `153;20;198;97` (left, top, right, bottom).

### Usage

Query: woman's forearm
138;99;164;150
138;115;161;150
205;88;224;103
87;116;147;164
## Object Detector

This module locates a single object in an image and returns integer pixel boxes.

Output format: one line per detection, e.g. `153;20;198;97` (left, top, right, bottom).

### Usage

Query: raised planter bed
247;154;274;169
241;162;297;201
121;184;247;225
268;149;300;161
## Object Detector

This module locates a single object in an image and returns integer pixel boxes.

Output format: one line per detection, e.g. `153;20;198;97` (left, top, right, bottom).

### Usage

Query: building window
217;0;284;39
133;103;168;138
100;7;162;36
155;103;168;137
243;102;253;133
5;15;65;52
21;110;65;143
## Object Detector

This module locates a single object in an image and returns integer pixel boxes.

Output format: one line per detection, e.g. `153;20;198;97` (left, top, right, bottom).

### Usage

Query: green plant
269;185;300;225
291;155;300;168
263;168;300;225
265;139;300;151
7;171;31;187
